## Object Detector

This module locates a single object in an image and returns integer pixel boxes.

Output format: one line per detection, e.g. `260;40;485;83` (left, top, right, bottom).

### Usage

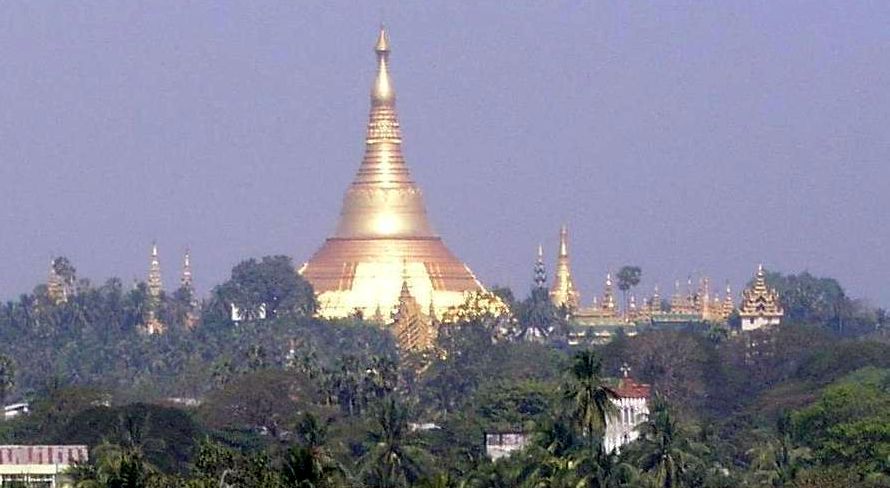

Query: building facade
603;372;651;454
0;445;88;488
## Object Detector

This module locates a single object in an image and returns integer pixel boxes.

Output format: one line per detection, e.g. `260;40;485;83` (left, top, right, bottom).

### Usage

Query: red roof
613;378;651;399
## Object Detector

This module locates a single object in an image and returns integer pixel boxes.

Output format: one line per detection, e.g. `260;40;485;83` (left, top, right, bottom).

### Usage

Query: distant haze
0;2;887;306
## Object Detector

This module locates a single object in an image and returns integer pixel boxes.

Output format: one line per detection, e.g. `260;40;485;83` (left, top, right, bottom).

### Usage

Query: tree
761;271;855;332
792;367;890;478
746;412;810;487
200;370;311;439
361;397;430;488
58;403;200;474
634;398;686;488
565;350;617;454
616;266;642;318
515;287;565;342
71;440;158;488
0;355;15;406
281;413;349;488
212;256;317;322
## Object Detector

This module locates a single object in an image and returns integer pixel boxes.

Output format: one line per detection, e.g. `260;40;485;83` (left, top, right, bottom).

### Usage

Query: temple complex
738;264;783;331
549;226;580;310
299;27;484;319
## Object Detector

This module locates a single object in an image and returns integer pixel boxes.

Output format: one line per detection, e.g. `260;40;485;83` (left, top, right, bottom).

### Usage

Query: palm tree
746;413;810;487
635;398;698;488
616;266;642;318
565;350;617;454
281;413;350;488
73;440;156;488
361;397;430;488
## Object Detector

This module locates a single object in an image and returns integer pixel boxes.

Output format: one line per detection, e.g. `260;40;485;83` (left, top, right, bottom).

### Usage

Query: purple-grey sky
0;2;887;306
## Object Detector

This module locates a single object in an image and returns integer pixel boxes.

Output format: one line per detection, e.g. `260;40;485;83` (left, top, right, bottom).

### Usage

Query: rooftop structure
739;264;783;331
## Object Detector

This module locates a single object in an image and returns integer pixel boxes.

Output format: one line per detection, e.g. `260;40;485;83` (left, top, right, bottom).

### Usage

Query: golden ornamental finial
375;25;390;53
372;26;394;104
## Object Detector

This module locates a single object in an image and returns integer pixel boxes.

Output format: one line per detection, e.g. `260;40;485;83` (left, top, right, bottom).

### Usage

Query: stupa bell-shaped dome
300;27;483;319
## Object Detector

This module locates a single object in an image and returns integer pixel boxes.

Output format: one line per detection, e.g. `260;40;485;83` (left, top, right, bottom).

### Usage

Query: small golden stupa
549;225;580;310
299;28;483;319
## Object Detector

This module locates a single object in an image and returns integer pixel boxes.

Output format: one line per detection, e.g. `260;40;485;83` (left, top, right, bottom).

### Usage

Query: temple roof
739;264;783;317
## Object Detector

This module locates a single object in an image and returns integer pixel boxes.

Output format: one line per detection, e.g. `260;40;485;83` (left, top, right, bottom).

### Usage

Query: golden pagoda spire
550;225;580;309
332;25;434;239
299;28;483;319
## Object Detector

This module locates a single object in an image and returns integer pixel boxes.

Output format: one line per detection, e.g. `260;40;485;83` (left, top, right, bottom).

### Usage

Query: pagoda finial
375;25;390;53
559;225;568;257
372;25;394;105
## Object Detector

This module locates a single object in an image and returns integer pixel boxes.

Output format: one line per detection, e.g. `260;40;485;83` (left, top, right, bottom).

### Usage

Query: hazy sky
0;2;887;306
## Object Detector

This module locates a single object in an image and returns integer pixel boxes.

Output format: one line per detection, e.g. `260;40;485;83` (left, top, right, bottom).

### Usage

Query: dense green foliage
0;258;887;486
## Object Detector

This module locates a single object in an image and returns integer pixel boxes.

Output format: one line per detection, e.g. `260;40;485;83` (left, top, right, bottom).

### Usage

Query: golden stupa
299;27;483;319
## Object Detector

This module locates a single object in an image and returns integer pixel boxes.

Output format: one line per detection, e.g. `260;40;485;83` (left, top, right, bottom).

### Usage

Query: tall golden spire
333;25;434;239
300;27;483;319
550;225;580;309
